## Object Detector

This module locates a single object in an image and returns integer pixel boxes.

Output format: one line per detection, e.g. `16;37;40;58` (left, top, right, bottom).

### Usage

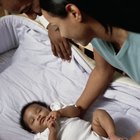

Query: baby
20;101;139;140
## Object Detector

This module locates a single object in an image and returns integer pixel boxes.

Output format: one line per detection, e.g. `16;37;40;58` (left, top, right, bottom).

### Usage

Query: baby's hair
20;101;49;133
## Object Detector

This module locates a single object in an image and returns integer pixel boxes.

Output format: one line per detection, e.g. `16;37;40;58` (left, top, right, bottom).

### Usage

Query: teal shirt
91;32;140;84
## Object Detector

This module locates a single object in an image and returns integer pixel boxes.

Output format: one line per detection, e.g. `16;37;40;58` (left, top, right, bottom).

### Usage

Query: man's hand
47;24;72;60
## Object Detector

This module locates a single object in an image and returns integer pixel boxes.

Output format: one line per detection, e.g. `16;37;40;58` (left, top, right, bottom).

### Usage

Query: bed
0;15;140;140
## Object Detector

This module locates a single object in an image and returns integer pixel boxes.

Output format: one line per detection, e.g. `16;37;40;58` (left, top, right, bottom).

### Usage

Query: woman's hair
20;101;49;133
40;0;140;33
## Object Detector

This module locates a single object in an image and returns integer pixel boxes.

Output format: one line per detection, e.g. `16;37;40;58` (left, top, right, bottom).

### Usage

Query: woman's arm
48;49;115;118
47;105;81;119
58;105;81;117
76;48;115;110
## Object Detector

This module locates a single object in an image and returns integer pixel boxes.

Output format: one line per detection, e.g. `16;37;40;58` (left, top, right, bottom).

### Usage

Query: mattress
0;15;140;140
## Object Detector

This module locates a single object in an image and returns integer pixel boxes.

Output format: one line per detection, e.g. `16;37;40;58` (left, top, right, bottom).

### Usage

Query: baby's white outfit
34;102;109;140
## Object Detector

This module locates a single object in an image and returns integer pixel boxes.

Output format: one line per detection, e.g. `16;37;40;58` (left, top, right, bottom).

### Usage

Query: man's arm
47;24;72;60
40;10;72;60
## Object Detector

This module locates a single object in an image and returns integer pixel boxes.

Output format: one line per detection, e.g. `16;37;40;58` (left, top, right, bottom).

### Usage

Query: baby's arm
48;131;57;140
45;105;81;140
47;116;57;140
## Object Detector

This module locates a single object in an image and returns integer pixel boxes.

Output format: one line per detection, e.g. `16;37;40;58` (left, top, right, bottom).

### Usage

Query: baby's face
23;103;50;133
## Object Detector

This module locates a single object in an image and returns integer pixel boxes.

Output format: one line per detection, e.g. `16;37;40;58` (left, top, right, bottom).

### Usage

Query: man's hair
19;101;49;133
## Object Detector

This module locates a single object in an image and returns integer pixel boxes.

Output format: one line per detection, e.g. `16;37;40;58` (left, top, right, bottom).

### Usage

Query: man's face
24;104;50;133
1;0;41;19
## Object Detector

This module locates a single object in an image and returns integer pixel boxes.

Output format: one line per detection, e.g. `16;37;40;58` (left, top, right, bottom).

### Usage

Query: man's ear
65;4;82;22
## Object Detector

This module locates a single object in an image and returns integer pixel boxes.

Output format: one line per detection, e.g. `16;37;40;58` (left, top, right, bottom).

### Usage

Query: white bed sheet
0;15;140;140
0;49;16;73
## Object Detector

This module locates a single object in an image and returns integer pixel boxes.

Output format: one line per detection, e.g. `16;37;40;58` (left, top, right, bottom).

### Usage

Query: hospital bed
0;15;140;140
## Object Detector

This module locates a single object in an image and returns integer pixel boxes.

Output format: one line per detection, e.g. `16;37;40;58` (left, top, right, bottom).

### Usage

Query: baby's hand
46;117;57;134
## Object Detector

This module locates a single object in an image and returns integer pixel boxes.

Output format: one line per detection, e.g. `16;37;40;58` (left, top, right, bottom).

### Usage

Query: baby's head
20;101;50;133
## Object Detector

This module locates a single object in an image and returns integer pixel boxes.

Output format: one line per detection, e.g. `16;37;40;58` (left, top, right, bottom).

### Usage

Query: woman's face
1;0;41;19
43;9;94;46
23;103;50;133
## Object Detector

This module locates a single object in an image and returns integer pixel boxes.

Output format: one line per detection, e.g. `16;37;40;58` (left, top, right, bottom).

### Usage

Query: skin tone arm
26;9;72;60
46;105;81;140
47;24;72;60
47;116;57;140
48;132;57;140
41;10;72;61
48;49;115;119
29;9;72;61
46;108;140;140
47;105;81;120
0;1;72;61
76;48;115;110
